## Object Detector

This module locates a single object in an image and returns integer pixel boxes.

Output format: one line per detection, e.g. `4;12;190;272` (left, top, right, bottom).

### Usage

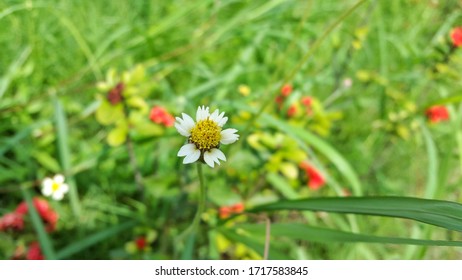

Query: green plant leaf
96;98;124;125
21;187;57;260
238;223;462;247
107;124;128;147
53;96;81;217
250;196;462;232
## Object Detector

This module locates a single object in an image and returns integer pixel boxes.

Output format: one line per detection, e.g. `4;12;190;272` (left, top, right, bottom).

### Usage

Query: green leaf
107;124;128;147
421;123;438;198
95;98;124;125
250;196;462;232
53;96;81;217
21;187;57;260
0;47;31;100
238;223;462;247
132;121;164;139
279;162;298;180
56;220;137;259
31;151;60;173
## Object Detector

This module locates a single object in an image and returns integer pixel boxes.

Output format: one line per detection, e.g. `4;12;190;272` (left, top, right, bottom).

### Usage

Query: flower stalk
193;163;207;232
177;163;207;242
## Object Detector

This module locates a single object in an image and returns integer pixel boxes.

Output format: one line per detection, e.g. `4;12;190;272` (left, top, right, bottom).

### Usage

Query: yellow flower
238;85;251;96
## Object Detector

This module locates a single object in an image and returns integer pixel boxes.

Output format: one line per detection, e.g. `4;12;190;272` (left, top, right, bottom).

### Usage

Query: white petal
60;183;69;194
177;143;197;157
216;111;228;127
174;113;195;137
203;148;227;168
210;148;226;165
203;151;216;168
52;191;64;201
175;123;191;137
180;113;195;130
183;149;201;164
196;106;210;122
220;128;239;145
217;116;228;127
54;174;65;184
42;178;53;189
210;109;219;122
42;184;53;196
211;148;226;162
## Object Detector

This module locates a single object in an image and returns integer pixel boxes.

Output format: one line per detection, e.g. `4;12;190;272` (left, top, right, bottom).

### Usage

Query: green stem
193;163;206;231
177;163;207;242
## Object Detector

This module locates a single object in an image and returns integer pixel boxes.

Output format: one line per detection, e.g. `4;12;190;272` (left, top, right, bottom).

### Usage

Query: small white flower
41;174;69;201
175;106;239;168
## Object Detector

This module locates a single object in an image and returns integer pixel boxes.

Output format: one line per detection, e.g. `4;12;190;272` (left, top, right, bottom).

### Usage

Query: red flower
26;242;44;260
287;104;297;117
425;106;449;123
15;198;58;232
231;203;244;214
107;82;124;105
281;84;293;97
135;237;147;251
149;106;175;127
450;27;462;47
0;212;24;231
301;96;312;107
219;203;245;219
219;206;232;219
299;161;325;190
301;96;313;115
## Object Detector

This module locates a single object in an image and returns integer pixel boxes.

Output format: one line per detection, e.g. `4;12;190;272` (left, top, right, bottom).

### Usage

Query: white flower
41;174;69;201
175;106;239;168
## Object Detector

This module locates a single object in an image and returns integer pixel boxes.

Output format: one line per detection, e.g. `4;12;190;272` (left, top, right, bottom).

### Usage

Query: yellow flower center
190;119;221;151
52;182;60;191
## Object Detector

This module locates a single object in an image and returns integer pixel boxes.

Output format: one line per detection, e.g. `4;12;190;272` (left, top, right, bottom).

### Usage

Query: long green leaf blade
53;96;81;217
21;187;57;260
238;223;462;247
250;196;462;232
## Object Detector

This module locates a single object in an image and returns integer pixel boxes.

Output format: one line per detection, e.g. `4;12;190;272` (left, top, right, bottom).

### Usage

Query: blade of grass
53;96;80;218
21;187;57;259
404;122;440;259
180;233;196;260
0;47;31;100
250;196;462;232
55;220;137;259
238;223;462;247
421;122;439;199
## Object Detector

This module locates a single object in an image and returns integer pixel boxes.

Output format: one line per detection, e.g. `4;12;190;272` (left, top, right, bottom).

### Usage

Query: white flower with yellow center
41;174;69;201
175;106;239;168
